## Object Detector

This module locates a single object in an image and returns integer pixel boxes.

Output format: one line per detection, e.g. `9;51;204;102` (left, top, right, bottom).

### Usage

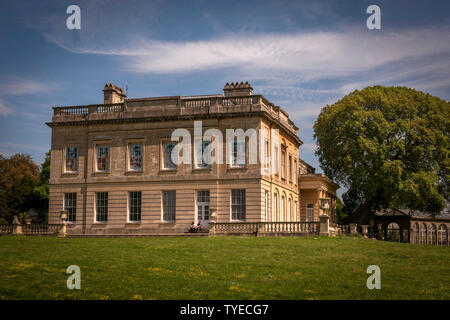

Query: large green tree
0;154;41;222
314;86;449;224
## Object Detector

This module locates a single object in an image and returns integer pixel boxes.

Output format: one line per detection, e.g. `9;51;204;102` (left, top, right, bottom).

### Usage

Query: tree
335;197;348;225
0;154;41;222
314;86;449;224
33;151;51;223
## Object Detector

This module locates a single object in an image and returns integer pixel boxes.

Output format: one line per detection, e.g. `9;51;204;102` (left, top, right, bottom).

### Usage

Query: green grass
0;235;449;300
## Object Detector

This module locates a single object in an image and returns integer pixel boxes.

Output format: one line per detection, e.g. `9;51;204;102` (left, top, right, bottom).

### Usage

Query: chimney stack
103;83;126;104
223;81;253;96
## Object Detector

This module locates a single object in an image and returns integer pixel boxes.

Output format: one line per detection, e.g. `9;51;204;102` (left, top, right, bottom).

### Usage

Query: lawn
0;235;449;300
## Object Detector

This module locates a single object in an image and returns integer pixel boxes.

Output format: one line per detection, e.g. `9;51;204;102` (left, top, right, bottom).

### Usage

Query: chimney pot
223;81;253;96
103;83;126;104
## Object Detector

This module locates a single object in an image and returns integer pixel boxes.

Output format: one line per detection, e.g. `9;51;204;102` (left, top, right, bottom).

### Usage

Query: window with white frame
274;145;279;174
294;160;297;183
128;191;141;222
438;224;447;246
294;201;298;221
231;140;246;167
197;190;210;221
96;192;108;222
428;224;437;245
264;138;269;170
306;203;314;222
264;190;269;222
162;142;177;170
65;146;78;172
413;223;419;244
288;198;292;222
281;196;285;221
273;194;278;221
289;155;292;182
162;190;176;221
196;141;211;168
64;193;77;222
281;150;286;179
231;189;246;220
420;224;427;244
128;143;143;171
96;145;110;172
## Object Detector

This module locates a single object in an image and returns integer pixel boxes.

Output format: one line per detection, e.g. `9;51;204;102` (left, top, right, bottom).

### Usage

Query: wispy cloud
0;79;59;117
0;100;13;116
46;27;450;81
299;142;317;153
0;79;59;96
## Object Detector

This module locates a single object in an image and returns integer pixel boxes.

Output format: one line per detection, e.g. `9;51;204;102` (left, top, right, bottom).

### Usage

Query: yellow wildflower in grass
187;269;209;277
42;266;58;273
131;294;142;300
13;263;35;271
147;267;172;273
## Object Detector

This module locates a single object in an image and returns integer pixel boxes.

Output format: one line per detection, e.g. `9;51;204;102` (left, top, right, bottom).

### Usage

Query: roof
375;204;450;220
298;158;315;171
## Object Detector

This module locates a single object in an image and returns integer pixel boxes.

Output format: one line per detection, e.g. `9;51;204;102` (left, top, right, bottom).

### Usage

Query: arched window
387;222;400;242
428;224;437;245
419;224;427;244
264;190;269;222
413;223;419;244
287;198;292;222
438;225;448;246
281;196;285;222
294;201;298;222
273;194;278;222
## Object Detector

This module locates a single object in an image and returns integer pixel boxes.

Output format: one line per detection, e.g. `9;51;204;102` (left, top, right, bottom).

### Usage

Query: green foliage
335;197;348;225
0;154;41;222
32;151;51;223
0;151;50;224
314;86;449;222
33;151;51;223
17;212;30;224
0;218;7;225
40;150;51;184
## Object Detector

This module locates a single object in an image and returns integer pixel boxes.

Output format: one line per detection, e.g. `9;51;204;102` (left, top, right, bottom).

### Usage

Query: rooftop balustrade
49;94;299;136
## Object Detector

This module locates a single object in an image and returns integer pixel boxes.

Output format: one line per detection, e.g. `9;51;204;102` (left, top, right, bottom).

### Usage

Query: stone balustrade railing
181;95;262;108
53;103;124;115
212;221;320;236
0;225;14;235
336;224;350;234
264;221;319;234
215;222;259;234
0;224;63;236
22;224;63;235
50;94;298;136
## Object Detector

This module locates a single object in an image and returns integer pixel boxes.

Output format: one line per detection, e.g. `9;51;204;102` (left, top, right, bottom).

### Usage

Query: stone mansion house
47;82;338;236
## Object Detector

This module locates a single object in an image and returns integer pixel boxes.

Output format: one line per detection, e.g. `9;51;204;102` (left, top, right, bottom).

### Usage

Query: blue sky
1;0;449;188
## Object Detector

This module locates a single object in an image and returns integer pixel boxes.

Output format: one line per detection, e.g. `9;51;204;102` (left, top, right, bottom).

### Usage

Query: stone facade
46;82;338;236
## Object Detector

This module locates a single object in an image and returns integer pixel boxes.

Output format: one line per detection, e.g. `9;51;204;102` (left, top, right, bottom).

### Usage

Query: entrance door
197;191;210;229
